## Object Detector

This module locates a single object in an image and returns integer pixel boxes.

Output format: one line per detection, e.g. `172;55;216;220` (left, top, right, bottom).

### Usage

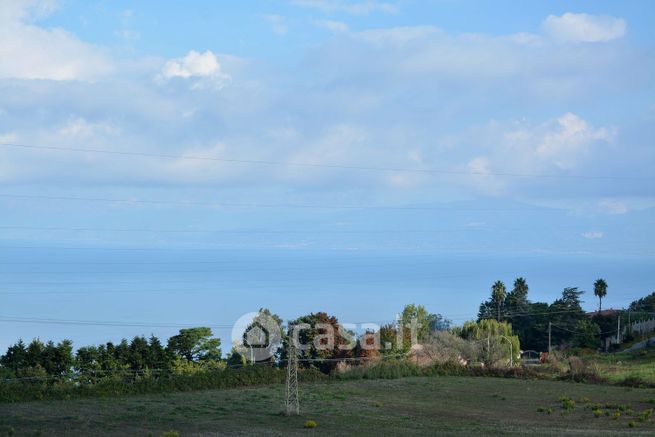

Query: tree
594;278;608;312
379;323;401;353
628;291;655;324
456;319;520;366
400;304;432;342
591;313;619;347
573;319;601;349
239;308;283;363
147;335;171;370
428;313;452;332
128;336;150;370
167;327;221;362
549;287;586;347
477;299;495;321
514;302;550;352
0;340;27;373
226;348;247;367
506;277;529;311
75;346;101;374
491;281;507;321
282;312;352;373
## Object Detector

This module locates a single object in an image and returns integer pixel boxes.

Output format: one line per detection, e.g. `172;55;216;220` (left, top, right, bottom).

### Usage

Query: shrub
628;421;636;428
593;409;603;418
0;365;288;403
559;396;575;411
161;432;180;437
303;420;317;428
618;376;646;388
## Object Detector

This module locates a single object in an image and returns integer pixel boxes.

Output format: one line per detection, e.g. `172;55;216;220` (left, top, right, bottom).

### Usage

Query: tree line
476;277;644;350
3;282;653;380
0;305;456;379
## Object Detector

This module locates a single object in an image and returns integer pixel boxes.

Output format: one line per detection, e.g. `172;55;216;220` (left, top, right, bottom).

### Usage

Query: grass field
590;348;655;384
1;376;655;436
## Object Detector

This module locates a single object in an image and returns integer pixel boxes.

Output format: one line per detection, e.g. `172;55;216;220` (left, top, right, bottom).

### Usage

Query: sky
1;0;654;352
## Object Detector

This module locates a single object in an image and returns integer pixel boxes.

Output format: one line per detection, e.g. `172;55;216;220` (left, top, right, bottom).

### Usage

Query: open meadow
1;375;654;436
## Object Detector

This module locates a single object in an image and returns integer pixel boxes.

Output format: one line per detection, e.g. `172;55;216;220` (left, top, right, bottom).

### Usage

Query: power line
0;315;415;331
0;316;236;330
2;142;651;181
0;193;555;212
0;225;566;234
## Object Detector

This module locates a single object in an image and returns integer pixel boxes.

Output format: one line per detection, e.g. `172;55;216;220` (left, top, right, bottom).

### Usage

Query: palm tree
491;280;507;321
594;278;608;312
512;277;528;301
508;277;529;310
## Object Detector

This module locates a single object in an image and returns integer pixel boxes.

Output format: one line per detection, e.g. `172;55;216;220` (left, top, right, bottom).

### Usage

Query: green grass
586;348;655;384
1;376;654;436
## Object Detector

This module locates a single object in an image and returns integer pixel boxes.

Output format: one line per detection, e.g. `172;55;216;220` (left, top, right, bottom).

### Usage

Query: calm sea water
1;247;653;352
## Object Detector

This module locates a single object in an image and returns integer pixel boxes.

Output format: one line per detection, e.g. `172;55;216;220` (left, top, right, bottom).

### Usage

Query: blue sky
0;0;654;351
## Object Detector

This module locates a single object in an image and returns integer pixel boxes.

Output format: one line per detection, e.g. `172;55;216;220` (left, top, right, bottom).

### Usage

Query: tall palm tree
594;278;608;312
491;280;507;321
512;277;529;301
508;277;529;310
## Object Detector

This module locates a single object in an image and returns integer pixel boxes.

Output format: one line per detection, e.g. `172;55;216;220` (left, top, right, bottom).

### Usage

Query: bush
0;365;288;403
422;331;478;365
559;396;576;411
303;420;317;428
618;376;650;388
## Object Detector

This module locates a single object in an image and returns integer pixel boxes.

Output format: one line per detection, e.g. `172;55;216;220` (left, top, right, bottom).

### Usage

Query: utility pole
548;322;552;354
617;315;621;344
285;323;299;416
487;334;491;365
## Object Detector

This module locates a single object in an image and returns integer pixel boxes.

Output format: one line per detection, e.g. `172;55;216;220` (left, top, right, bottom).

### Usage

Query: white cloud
498;113;614;172
582;231;604;239
265;14;288;35
543;13;626;43
0;0;114;80
355;26;438;46
465;157;506;195
314;19;349;33
158;50;230;89
58;117;120;138
534;113;613;169
598;199;628;215
291;0;397;15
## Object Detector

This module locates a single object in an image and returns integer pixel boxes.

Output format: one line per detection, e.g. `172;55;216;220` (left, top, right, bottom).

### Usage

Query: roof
587;309;619;317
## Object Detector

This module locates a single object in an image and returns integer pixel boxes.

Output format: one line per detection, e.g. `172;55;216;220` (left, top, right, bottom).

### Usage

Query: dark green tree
75;346;101;374
573;319;601;349
549;287;586;346
491;280;507;321
0;340;27;373
281;312;352;373
594;278;608;312
167;327;221;362
226;349;247;367
506;277;529;312
241;308;283;363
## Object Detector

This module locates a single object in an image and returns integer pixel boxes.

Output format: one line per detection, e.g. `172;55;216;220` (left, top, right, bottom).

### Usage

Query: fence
627;318;655;336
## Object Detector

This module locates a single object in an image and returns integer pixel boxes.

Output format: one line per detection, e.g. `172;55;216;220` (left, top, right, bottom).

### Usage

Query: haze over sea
2;245;653;353
2;0;655;354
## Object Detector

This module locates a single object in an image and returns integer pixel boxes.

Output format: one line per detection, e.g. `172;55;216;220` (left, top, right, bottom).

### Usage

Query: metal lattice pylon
285;326;300;416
